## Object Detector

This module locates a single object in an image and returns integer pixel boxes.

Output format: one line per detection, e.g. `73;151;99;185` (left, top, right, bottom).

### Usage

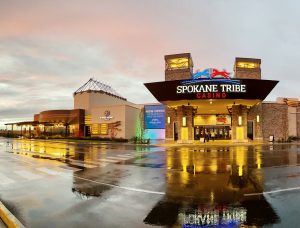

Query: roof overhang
144;78;278;103
164;99;261;114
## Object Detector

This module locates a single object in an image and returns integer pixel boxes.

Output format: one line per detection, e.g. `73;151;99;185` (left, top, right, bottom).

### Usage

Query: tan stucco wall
90;105;141;139
74;92;132;114
91;105;126;138
74;92;91;114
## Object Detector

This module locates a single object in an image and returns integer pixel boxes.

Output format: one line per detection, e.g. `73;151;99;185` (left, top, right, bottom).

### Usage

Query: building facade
5;53;300;142
145;53;300;142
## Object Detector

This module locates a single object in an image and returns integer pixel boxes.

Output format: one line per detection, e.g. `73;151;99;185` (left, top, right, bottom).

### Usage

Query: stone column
176;105;194;142
165;107;176;141
232;105;248;142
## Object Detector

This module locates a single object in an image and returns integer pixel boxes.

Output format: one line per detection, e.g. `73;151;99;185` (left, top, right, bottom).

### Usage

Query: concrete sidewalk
0;201;25;228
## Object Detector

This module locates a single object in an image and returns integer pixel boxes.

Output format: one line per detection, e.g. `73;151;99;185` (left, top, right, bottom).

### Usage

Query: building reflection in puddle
144;146;279;227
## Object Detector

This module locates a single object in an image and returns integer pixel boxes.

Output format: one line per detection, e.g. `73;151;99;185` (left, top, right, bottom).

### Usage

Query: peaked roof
74;78;126;100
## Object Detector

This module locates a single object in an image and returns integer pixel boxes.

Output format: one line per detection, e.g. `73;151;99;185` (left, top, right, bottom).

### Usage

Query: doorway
84;126;91;137
194;125;231;140
173;122;178;141
247;121;254;140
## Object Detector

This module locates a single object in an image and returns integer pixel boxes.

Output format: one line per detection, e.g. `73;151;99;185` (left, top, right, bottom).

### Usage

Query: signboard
194;115;231;125
192;68;231;79
176;70;247;99
144;76;279;102
194;115;216;125
99;110;114;121
216;115;231;125
144;105;165;129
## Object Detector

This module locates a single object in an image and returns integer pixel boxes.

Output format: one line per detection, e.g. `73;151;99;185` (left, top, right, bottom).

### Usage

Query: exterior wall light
167;116;171;124
182;116;187;127
256;115;260;123
238;116;242;126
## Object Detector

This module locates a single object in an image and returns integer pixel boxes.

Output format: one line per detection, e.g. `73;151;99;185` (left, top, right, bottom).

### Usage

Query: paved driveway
1;137;300;227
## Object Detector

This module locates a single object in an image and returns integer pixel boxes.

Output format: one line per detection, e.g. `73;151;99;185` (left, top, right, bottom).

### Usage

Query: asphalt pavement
1;137;300;227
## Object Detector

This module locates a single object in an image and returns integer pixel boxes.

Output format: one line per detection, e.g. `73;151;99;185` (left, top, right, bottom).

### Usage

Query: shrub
113;138;128;143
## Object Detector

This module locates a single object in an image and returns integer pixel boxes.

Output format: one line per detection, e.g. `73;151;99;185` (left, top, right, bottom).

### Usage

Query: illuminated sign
166;57;190;70
216;115;231;125
176;70;247;99
144;105;165;129
193;68;231;79
99;110;113;120
179;207;247;227
236;62;259;69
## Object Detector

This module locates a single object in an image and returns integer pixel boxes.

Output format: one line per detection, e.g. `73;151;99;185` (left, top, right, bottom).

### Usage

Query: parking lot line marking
36;167;73;178
0;173;15;185
14;170;42;180
244;186;300;196
73;175;165;195
36;167;62;175
9;156;35;165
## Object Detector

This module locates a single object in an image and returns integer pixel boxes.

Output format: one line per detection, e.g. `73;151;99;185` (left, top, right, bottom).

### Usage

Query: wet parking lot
1;137;300;227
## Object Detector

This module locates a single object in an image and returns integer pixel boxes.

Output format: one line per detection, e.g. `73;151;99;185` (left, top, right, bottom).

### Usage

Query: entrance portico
162;100;262;142
144;53;278;143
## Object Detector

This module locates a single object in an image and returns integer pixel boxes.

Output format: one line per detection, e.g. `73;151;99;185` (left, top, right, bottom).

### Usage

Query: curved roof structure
74;78;126;100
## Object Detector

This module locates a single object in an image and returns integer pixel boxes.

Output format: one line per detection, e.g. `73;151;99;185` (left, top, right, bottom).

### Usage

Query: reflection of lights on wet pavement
236;147;245;177
209;159;217;173
179;207;247;227
210;191;214;204
256;148;262;169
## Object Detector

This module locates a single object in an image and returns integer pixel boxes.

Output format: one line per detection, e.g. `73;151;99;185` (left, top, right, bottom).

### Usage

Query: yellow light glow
236;146;245;176
100;124;108;135
194;115;217;125
91;124;99;134
167;116;171;124
238;116;242;126
209;159;218;173
181;127;188;140
195;162;204;173
85;115;91;125
236;62;259;69
256;149;262;169
182;116;187;127
180;148;189;185
236;127;244;140
166;57;189;69
256;115;260;123
166;150;173;169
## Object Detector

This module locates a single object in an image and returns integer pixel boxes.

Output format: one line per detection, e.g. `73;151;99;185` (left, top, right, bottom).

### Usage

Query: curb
0;202;25;228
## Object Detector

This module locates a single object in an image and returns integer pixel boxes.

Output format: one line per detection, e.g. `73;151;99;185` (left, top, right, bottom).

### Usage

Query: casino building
5;53;300;142
145;53;300;143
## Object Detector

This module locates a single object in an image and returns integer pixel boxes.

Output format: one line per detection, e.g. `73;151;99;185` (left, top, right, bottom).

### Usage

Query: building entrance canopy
144;78;278;102
164;99;261;114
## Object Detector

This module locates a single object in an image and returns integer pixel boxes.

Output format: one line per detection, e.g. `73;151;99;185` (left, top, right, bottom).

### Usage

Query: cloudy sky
0;0;300;128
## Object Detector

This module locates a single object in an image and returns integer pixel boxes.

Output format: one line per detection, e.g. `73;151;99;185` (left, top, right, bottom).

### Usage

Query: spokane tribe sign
176;68;246;99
